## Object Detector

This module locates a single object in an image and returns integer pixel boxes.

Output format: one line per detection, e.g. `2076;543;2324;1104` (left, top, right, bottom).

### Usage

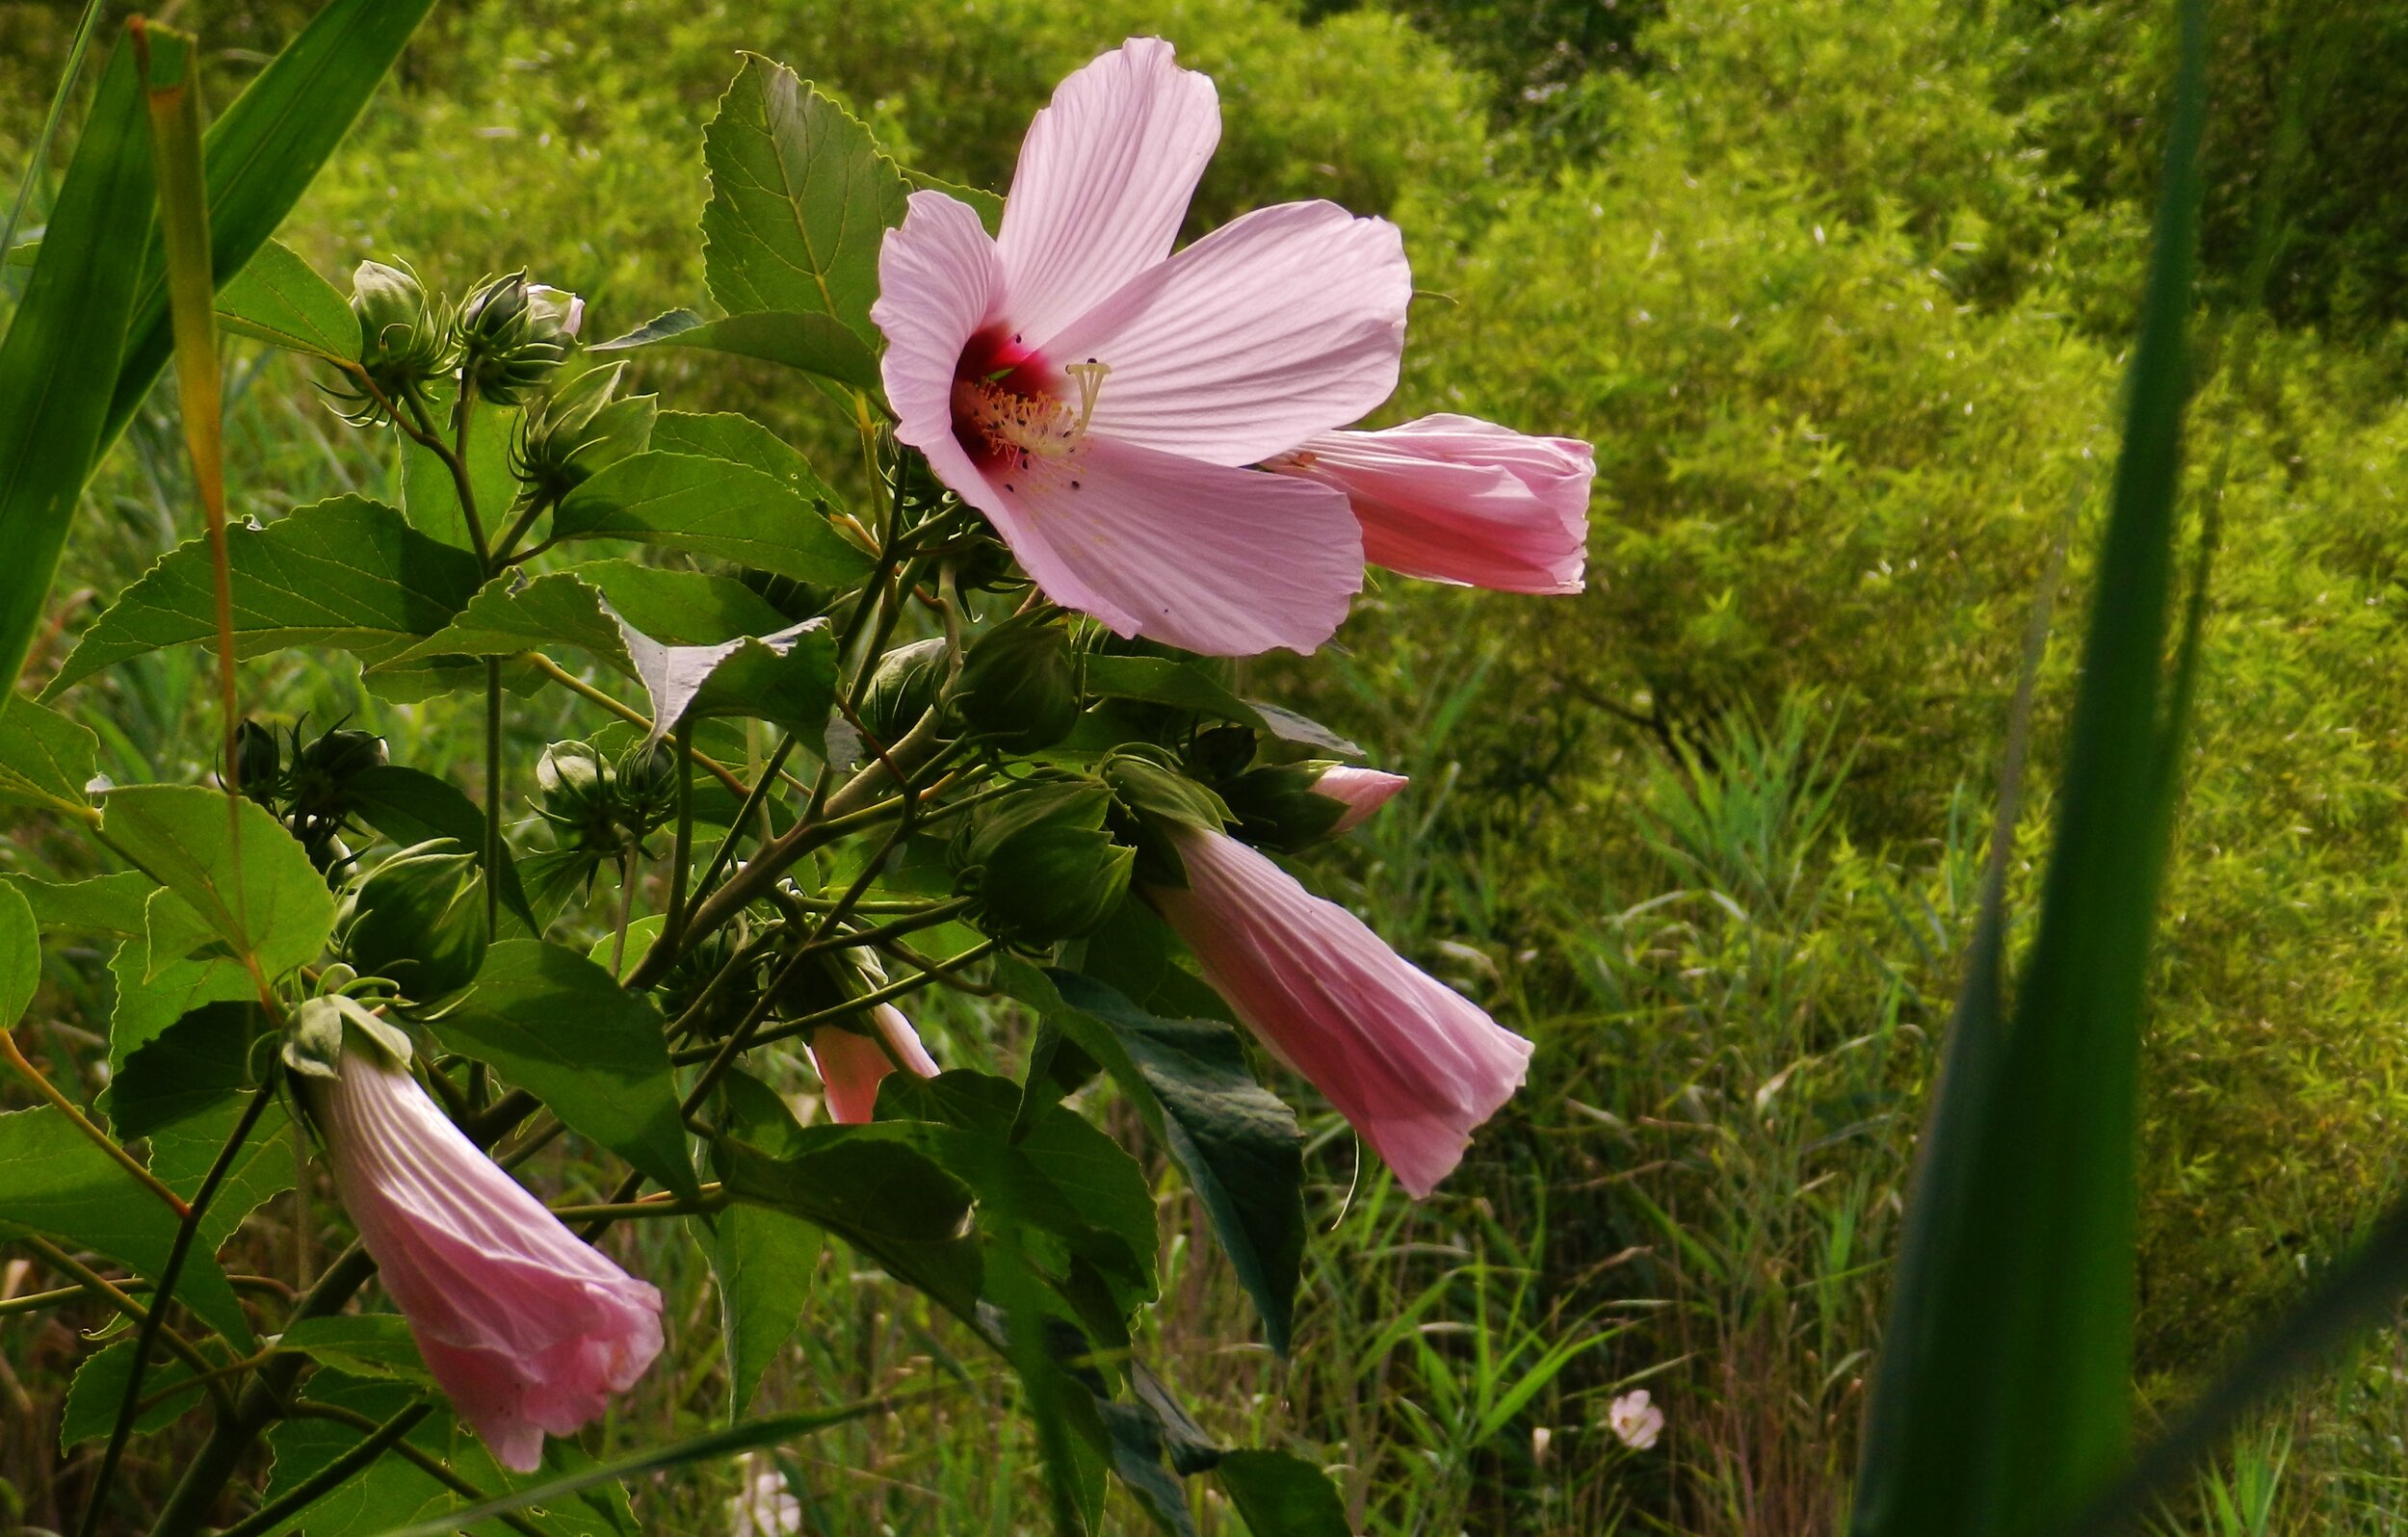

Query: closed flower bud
945;614;1080;753
514;363;656;500
860;638;951;744
615;741;681;835
338;839;491;1003
537;740;616;851
288;726;389;821
1220;761;1408;853
350;260;452;406
953;780;1134;946
457;271;575;405
230;718;281;803
525;284;586;340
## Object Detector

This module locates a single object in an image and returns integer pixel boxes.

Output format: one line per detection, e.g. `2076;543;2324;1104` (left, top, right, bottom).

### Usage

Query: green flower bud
337;839;490;1003
1217;762;1348;853
861;638;951;744
536;740;618;852
456;271;575;405
349;260;452;407
952;780;1134;947
945;614;1080;753
615;741;681;835
282;993;411;1081
288;727;389;821
1099;748;1229;831
230;719;282;804
514;363;656;501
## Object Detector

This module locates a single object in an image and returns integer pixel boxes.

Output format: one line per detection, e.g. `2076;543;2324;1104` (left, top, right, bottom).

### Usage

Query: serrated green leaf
344;765;537;936
108;935;251;1080
1216;1449;1350;1537
700;56;908;346
998;961;1305;1356
277;1316;432;1386
61;1334;211;1451
432;940;695;1202
109;1000;262;1139
216;238;357;359
589;308;879;393
0;878;38;1029
903;168;1004;233
715;1125;982;1320
100;785;336;981
5;870;153;939
0;695;100;819
44;496;484;695
148;1092;296;1261
551;451;869;584
696;1071;822;1421
0;1106;250;1343
0;31;154;696
648;410;836;505
605;600;833;748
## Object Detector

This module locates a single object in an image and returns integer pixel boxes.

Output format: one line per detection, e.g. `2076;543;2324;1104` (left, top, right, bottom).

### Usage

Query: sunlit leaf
99;785;336;981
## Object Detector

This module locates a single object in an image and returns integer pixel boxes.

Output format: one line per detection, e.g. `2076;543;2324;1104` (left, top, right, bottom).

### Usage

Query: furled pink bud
1310;765;1408;835
1268;414;1594;595
310;1044;663;1472
1145;825;1531;1196
526;283;586;340
807;1004;940;1124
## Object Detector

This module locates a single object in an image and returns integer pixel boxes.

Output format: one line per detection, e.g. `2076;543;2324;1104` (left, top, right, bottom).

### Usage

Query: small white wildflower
727;1452;801;1537
1610;1389;1663;1451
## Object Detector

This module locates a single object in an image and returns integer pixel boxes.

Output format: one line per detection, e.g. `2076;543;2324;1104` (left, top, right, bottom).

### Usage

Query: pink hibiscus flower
311;1044;663;1472
873;38;1411;656
1266;414;1595;594
1145;824;1533;1196
808;1003;941;1124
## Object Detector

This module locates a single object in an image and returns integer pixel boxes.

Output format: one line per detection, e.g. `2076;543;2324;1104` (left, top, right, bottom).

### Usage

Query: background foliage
6;0;2408;1530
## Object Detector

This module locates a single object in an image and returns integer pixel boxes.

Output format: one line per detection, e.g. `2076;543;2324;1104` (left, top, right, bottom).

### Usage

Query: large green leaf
1216;1450;1351;1537
108;937;251;1080
0;694;100;820
0;1106;250;1343
148;1092;297;1262
0;871;39;1029
6;871;153;940
589;308;879;393
397;381;520;553
1082;656;1362;759
997;962;1305;1356
108;1000;263;1140
694;1072;823;1421
344;764;538;935
699;55;908;346
216;238;357;360
1847;6;2208;1534
432;940;696;1201
0;31;156;695
100;0;435;446
61;1335;213;1450
714;1125;982;1320
551;450;869;584
44;496;484;694
99;785;337;981
276;1315;432;1387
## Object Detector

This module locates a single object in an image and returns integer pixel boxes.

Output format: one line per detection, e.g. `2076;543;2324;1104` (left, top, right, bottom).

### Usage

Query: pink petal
313;1049;664;1472
1037;200;1411;466
1146;827;1531;1196
809;1005;938;1125
981;434;1364;655
996;38;1220;347
1312;766;1408;834
1270;414;1594;594
875;189;1008;493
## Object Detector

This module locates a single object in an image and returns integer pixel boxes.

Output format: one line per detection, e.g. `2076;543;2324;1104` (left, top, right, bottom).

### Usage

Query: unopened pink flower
874;38;1411;656
1145;825;1532;1196
808;1004;940;1125
311;1045;663;1472
1310;765;1408;836
1267;414;1594;595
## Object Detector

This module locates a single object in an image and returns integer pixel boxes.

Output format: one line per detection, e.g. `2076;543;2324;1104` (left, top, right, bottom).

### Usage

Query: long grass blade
1848;1;2210;1532
0;0;106;261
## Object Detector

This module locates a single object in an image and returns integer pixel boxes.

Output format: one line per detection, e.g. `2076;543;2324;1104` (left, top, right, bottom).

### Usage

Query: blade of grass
1848;1;2209;1532
0;26;156;696
0;0;106;260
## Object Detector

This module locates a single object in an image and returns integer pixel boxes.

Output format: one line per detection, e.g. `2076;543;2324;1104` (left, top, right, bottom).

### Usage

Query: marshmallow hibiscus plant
0;22;1590;1535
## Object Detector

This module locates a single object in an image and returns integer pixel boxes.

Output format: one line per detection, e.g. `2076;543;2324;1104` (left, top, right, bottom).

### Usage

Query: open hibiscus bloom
874;38;1412;656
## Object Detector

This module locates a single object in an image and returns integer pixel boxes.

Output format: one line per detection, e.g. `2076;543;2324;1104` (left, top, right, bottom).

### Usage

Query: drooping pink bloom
808;1004;940;1125
1145;825;1532;1196
1266;414;1595;594
874;38;1411;657
1310;765;1409;835
311;1045;663;1472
